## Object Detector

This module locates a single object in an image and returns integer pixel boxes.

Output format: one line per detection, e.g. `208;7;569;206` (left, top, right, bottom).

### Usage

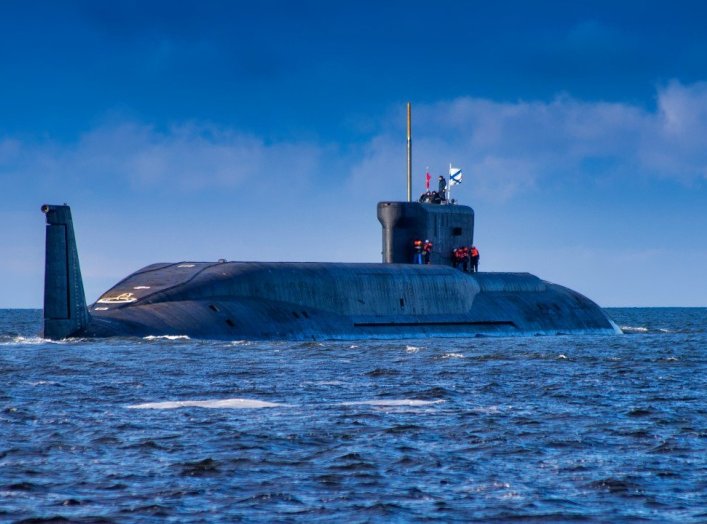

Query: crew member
438;176;447;202
461;245;470;272
413;239;424;264
470;245;480;272
452;247;465;271
423;239;433;264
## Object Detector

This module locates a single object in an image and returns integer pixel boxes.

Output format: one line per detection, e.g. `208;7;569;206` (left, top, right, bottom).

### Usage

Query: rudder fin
41;204;90;339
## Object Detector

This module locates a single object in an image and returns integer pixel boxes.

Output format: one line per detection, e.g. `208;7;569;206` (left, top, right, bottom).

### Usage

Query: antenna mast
407;102;412;202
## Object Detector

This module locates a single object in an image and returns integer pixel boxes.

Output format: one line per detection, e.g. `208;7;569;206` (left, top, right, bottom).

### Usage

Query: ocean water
1;308;706;522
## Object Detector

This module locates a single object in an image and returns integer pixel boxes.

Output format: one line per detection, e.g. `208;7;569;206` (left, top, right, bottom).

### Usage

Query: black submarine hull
88;261;618;339
41;204;619;340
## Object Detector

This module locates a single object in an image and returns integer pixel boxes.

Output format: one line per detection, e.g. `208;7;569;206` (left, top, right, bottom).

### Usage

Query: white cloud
3;81;707;202
0;122;326;198
642;80;707;180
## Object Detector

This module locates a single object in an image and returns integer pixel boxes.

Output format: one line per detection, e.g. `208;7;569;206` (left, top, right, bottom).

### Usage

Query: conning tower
377;202;474;266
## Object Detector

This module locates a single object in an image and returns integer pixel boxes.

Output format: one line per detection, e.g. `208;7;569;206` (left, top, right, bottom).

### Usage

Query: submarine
40;200;619;340
40;106;619;341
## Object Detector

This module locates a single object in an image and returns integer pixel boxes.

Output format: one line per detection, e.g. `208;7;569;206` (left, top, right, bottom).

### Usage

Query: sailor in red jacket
470;245;480;273
413;239;424;264
452;247;465;271
422;240;433;264
461;246;470;272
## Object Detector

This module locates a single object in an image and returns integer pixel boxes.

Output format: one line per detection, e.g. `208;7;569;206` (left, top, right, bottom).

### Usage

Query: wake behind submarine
40;107;619;341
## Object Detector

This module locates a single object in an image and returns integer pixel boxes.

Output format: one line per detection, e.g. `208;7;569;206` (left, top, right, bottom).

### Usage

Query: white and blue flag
449;164;463;186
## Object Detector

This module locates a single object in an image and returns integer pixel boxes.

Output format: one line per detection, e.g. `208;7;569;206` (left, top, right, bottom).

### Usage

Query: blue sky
1;0;706;307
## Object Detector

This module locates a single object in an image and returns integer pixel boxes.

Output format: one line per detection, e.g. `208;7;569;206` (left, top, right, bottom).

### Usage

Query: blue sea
1;308;706;522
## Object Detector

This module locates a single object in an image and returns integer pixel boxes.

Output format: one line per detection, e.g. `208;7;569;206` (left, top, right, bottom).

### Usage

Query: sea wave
0;335;68;345
143;335;191;341
127;398;285;409
620;325;649;333
340;399;445;407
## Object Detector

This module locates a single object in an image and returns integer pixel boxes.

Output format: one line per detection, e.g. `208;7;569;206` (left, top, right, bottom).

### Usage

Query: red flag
425;171;431;190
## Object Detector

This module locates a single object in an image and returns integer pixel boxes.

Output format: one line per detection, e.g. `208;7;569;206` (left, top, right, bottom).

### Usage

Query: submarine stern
41;204;90;340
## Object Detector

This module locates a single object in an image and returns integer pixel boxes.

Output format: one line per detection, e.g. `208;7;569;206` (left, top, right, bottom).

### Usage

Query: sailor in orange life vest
452;246;470;272
422;239;433;264
470;245;480;272
413;239;424;264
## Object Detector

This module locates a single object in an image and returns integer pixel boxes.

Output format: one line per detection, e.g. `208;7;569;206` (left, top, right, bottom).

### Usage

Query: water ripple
1;308;706;521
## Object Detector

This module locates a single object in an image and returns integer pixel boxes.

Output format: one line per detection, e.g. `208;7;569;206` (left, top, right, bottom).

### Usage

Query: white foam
143;335;191;341
620;326;649;333
0;336;66;346
127;398;284;409
340;399;444;407
405;345;420;353
441;352;465;359
471;405;503;414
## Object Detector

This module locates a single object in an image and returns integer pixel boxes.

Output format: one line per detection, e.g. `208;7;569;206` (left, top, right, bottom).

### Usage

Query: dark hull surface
82;261;619;340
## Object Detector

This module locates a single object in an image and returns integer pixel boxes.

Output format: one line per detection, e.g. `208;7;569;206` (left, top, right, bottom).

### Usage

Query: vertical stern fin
41;204;90;339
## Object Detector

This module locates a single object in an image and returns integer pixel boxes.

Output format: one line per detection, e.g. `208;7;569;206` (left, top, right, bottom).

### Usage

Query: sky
1;0;706;307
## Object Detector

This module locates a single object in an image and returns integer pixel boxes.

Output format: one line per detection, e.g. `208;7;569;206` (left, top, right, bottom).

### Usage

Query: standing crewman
461;245;470;272
438;176;447;202
423;239;433;264
470;245;480;272
413;239;424;264
452;247;461;270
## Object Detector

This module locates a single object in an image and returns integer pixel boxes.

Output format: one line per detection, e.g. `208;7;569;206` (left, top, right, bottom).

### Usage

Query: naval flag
449;164;463;186
425;169;431;190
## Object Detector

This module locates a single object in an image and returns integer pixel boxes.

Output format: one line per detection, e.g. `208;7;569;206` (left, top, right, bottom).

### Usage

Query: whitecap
143;335;191;341
472;405;503;414
0;336;69;346
127;398;284;409
405;345;420;352
557;354;568;359
340;399;444;407
441;352;465;359
620;326;649;333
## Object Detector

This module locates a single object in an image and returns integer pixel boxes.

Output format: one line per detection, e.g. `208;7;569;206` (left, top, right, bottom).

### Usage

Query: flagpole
447;163;452;202
407;102;412;202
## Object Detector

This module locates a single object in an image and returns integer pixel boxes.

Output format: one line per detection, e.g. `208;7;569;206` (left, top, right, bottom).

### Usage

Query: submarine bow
40;203;619;340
